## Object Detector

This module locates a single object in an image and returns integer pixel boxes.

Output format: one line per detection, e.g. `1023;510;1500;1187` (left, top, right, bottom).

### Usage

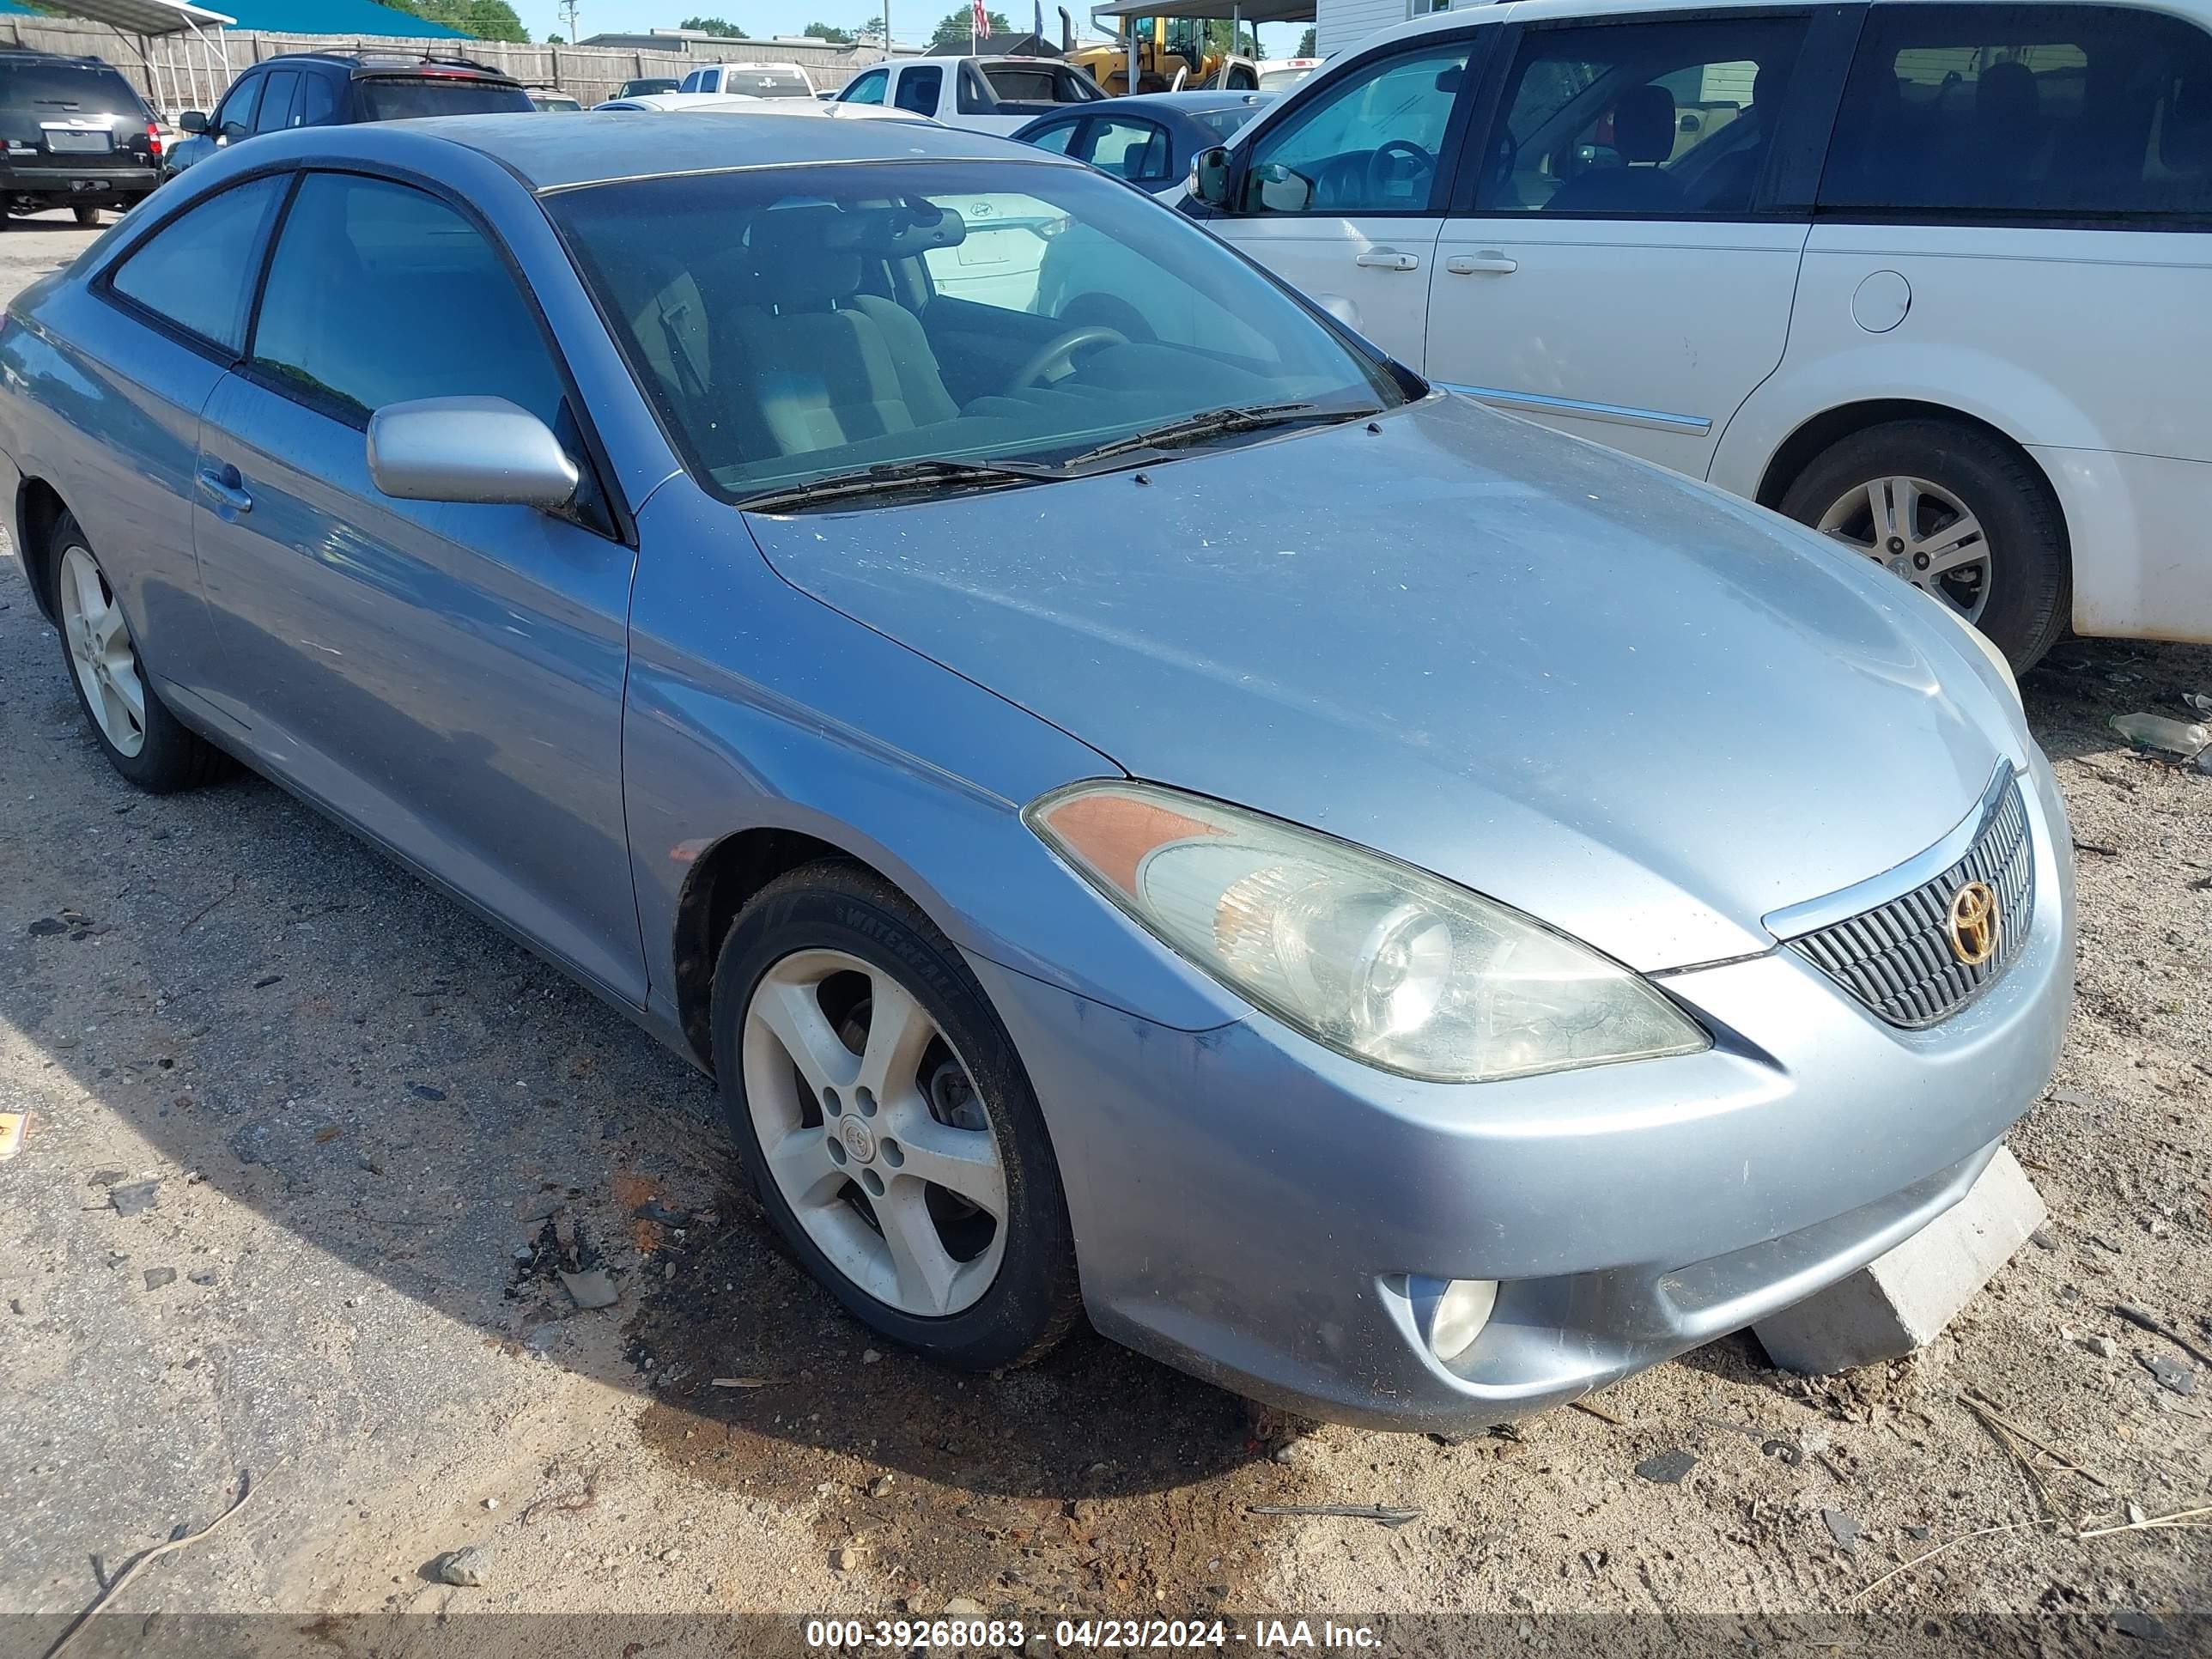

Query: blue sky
519;2;1305;56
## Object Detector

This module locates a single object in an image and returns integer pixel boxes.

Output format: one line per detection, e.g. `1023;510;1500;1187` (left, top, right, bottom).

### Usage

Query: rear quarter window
1820;3;2212;219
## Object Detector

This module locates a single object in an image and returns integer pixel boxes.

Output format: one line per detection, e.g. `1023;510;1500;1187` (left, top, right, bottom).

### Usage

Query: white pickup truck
835;56;1106;135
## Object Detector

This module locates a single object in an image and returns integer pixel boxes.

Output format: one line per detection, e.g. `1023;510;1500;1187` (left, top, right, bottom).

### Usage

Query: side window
1237;39;1473;214
252;70;299;135
294;73;336;128
214;72;263;140
1474;15;1810;217
249;173;567;430
106;176;289;354
678;68;704;93
1084;117;1171;183
1025;118;1080;154
894;64;941;115
843;67;888;104
1820;3;2212;219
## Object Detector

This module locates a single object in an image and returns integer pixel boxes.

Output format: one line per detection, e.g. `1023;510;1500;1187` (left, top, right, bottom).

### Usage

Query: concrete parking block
1753;1146;2047;1375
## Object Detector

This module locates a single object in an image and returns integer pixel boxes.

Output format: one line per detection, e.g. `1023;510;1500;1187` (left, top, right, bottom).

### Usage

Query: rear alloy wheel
1779;419;2069;670
49;512;226;791
711;862;1080;1370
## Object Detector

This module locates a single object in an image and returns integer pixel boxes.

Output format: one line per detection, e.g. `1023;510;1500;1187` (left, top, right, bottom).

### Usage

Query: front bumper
972;751;2075;1431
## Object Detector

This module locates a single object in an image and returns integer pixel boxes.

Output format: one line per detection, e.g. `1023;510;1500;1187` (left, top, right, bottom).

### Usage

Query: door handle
1353;249;1421;272
196;462;252;514
1446;252;1519;275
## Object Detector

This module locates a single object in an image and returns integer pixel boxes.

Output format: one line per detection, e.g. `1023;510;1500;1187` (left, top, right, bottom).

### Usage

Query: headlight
1025;782;1709;1084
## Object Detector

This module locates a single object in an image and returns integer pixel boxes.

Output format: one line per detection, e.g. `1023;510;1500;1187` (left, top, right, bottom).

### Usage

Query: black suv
167;52;533;178
0;50;161;227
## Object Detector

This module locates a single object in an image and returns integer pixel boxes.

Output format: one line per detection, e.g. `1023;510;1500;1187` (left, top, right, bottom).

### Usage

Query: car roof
1091;91;1273;117
349;108;1063;192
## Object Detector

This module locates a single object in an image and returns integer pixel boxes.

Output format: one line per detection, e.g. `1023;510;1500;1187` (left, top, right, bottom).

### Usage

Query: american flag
971;0;990;38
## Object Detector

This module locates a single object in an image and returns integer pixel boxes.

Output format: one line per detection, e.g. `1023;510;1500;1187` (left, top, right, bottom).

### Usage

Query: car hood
743;393;2025;973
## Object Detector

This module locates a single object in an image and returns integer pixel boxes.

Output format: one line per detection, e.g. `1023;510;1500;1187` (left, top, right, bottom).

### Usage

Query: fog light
1429;1278;1498;1364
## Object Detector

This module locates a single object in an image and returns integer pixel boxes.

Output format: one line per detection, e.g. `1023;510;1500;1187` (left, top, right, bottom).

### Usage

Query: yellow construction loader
1062;13;1260;94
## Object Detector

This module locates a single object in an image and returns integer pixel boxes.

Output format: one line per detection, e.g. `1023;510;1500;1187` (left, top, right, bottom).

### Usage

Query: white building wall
1318;0;1418;58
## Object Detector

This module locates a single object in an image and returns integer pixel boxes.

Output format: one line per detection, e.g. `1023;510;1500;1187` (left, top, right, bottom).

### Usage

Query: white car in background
591;92;929;123
1182;0;2212;667
676;61;817;98
1255;56;1322;89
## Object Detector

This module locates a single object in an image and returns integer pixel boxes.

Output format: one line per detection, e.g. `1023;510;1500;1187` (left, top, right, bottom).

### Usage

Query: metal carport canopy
41;0;236;33
1088;0;1314;24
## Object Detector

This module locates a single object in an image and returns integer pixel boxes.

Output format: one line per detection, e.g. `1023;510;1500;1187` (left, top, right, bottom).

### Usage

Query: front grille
1787;777;2035;1028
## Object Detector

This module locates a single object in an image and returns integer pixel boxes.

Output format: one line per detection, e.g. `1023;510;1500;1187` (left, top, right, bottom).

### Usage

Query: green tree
386;0;530;42
545;31;564;43
930;7;1010;47
860;13;886;41
1200;19;1258;56
1295;26;1316;56
802;20;854;41
680;15;750;35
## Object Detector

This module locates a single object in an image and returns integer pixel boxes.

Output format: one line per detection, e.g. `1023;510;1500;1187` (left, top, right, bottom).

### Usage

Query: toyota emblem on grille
1945;880;1999;966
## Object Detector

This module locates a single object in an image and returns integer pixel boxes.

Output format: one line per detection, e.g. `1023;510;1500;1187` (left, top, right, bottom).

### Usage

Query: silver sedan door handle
1446;252;1519;275
1353;249;1421;272
195;462;252;515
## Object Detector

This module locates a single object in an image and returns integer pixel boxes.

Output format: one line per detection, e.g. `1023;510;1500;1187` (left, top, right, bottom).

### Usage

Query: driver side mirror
1189;143;1234;208
367;396;578;510
179;109;209;134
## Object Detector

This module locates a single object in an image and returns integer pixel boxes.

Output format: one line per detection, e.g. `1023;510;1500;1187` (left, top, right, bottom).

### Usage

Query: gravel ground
2;218;2210;1656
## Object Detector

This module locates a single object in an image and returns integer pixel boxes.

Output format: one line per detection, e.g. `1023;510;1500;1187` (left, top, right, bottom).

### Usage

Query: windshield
356;77;534;119
550;160;1399;504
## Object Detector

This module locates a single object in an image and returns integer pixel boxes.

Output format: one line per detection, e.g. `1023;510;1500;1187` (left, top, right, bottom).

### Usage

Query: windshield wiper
734;456;1067;514
1054;402;1361;469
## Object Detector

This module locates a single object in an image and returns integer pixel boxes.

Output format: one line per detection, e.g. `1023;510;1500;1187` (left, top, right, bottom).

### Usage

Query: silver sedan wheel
1817;474;1990;624
741;948;1008;1318
57;544;147;758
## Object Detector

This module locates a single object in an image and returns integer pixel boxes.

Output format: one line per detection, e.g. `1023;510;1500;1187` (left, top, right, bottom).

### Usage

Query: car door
1427;7;1846;475
1200;30;1486;368
190;169;647;1004
50;175;289;706
251;69;300;137
1790;1;2212;641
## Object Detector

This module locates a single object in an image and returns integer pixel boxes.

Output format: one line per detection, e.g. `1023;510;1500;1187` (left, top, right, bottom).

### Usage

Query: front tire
1778;419;2069;670
711;861;1081;1371
49;512;225;792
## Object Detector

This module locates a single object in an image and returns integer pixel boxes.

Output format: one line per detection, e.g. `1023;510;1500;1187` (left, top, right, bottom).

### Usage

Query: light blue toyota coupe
0;112;2073;1429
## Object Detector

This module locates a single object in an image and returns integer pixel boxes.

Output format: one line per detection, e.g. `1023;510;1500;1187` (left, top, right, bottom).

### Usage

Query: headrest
1615;83;1676;164
745;203;969;309
1976;60;2039;129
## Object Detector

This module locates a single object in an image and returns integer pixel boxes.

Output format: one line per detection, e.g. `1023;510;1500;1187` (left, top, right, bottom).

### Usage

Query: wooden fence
0;17;888;116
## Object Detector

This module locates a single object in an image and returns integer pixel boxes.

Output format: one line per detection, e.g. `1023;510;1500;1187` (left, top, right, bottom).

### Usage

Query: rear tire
711;860;1081;1372
72;205;101;228
47;511;227;792
1778;418;2069;670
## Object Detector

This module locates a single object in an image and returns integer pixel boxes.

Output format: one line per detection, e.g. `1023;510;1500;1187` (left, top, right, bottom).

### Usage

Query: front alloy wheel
742;947;1008;1316
711;861;1080;1370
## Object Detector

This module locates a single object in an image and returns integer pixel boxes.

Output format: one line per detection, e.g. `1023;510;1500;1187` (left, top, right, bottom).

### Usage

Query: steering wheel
1365;138;1435;205
1011;325;1128;390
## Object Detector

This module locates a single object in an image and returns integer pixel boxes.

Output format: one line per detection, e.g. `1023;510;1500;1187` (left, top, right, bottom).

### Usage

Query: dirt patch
628;1192;1329;1612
